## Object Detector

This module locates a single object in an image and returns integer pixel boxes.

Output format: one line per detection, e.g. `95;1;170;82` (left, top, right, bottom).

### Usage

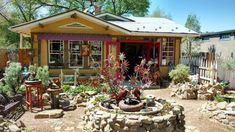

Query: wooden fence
180;56;200;74
0;49;32;70
181;55;235;88
198;57;218;84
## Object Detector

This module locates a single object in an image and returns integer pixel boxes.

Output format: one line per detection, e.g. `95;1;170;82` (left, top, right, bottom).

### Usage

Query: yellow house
9;9;198;77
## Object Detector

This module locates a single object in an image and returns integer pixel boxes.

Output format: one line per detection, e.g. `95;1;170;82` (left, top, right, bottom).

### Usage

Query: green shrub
214;95;225;102
4;62;22;94
63;85;71;92
95;95;107;102
36;66;49;87
70;84;96;95
28;64;37;80
169;64;190;84
231;98;235;102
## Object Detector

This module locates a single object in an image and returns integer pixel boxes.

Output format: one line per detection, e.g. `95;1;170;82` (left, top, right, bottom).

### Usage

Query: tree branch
15;1;28;22
0;12;11;23
39;1;70;10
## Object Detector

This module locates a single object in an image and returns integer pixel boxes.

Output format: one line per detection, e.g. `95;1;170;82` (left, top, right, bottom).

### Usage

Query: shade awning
37;33;112;41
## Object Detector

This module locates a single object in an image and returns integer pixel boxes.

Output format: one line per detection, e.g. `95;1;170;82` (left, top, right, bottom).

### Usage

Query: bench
0;93;24;120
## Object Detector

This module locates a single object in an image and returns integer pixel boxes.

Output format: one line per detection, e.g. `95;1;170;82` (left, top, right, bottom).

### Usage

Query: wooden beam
19;34;23;48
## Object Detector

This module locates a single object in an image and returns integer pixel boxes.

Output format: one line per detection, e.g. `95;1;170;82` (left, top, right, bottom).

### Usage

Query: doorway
120;43;145;76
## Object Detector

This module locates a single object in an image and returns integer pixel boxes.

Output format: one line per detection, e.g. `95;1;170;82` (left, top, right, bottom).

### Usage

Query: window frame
48;40;64;67
220;34;231;41
88;41;103;68
161;38;175;66
68;40;84;68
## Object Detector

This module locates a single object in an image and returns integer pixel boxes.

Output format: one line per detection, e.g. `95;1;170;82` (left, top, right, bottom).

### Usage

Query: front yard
18;88;231;132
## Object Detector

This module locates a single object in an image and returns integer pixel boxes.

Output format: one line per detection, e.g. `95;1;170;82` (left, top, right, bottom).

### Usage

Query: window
89;41;102;68
69;41;83;68
202;36;210;41
161;38;174;66
48;40;64;68
220;34;230;40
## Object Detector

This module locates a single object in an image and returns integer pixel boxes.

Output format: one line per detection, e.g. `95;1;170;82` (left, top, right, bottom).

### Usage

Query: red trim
119;39;151;43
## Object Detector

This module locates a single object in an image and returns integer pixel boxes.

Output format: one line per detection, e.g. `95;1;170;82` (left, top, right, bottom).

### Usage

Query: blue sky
149;0;235;32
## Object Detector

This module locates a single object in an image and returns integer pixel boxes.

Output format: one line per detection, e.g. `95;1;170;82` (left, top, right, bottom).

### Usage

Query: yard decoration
99;53;153;112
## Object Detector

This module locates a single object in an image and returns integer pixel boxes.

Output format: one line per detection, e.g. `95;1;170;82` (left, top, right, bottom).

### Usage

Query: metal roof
108;16;198;34
9;9;199;37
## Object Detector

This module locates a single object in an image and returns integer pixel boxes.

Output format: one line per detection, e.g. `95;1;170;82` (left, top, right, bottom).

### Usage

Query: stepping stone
34;109;64;119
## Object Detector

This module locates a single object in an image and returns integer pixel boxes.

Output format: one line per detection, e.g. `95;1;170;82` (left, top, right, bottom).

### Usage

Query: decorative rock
8;124;20;132
226;102;235;110
34;109;64;119
216;102;228;110
140;116;153;124
153;116;164;123
126;119;141;126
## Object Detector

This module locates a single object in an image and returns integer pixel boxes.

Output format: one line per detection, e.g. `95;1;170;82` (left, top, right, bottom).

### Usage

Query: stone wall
170;83;224;100
200;101;235;129
83;100;185;132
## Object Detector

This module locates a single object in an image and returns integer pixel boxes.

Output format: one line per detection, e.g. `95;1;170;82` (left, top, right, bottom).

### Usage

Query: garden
0;53;234;132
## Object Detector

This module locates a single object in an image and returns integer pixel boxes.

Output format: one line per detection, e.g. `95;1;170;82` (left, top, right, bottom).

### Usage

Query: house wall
199;36;235;58
31;18;125;36
32;36;181;77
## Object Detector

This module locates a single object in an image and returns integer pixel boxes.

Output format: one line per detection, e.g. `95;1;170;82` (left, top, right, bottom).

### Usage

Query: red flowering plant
131;59;152;90
99;53;128;95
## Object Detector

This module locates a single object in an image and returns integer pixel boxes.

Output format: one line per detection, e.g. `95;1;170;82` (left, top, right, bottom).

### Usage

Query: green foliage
103;0;150;16
185;14;201;33
231;98;235;102
4;62;22;94
70;84;96;95
169;64;190;84
28;64;37;80
222;58;235;70
95;95;107;102
0;81;11;94
214;95;225;102
18;85;26;94
62;85;71;92
36;66;49;87
151;7;172;20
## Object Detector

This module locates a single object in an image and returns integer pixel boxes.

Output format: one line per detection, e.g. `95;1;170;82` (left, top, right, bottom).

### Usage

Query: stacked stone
170;82;224;100
201;101;235;128
0;116;25;132
83;101;185;132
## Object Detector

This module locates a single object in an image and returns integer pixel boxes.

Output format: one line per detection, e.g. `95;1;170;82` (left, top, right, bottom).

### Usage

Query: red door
144;42;160;68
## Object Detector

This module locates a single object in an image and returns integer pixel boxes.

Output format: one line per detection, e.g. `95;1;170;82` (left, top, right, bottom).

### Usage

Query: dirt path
19;88;232;132
144;88;231;132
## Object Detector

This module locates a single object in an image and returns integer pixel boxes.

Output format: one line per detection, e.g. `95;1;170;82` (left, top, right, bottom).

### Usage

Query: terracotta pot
118;100;144;112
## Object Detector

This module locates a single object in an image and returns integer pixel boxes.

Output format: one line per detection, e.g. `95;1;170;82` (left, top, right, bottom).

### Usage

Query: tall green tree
185;14;201;33
39;0;150;16
103;0;150;16
151;7;172;20
183;14;201;67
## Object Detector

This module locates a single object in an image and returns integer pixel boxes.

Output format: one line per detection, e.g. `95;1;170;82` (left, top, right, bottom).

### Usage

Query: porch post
19;33;23;48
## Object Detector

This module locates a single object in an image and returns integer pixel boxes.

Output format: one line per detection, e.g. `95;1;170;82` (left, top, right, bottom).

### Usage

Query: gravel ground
19;88;232;132
144;88;231;132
